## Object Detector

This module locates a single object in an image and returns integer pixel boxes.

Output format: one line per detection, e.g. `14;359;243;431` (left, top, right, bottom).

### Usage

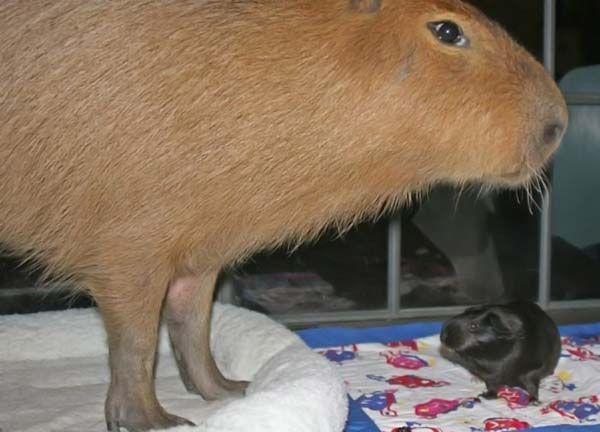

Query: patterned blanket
318;333;600;432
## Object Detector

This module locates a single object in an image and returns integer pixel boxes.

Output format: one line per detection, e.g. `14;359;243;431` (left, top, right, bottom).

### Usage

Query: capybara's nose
542;121;565;147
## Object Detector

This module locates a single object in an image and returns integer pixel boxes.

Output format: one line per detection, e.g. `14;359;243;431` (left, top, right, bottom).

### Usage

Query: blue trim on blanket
298;321;600;432
298;322;443;349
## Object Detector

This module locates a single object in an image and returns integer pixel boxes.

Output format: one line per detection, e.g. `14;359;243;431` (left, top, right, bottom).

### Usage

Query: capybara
0;0;567;430
440;301;561;401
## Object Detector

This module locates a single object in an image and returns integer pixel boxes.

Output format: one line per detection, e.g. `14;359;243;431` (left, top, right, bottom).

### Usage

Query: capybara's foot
175;354;249;400
166;274;249;400
105;397;194;431
179;365;249;400
170;322;250;400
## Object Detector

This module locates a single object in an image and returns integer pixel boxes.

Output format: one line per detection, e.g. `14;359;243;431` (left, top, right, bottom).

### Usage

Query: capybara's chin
466;137;563;189
479;167;543;189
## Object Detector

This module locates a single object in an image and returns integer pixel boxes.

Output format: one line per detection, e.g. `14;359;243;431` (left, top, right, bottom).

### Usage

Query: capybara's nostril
543;122;565;147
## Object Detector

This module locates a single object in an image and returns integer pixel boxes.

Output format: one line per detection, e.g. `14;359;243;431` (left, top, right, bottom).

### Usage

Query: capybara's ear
349;0;381;14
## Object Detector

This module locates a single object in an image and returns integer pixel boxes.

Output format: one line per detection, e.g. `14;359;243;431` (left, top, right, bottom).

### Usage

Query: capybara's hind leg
165;273;248;400
97;282;194;431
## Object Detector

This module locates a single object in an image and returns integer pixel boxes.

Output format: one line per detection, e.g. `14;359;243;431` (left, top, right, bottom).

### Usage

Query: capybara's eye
468;321;479;332
428;21;469;47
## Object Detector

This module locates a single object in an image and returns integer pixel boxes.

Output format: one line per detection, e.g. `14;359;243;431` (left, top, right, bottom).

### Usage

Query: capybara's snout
501;45;569;183
527;75;569;165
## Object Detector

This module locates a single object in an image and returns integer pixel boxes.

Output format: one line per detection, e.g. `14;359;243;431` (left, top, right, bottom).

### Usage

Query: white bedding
0;304;347;432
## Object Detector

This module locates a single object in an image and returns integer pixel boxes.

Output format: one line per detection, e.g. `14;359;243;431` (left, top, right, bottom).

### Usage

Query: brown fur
0;0;567;430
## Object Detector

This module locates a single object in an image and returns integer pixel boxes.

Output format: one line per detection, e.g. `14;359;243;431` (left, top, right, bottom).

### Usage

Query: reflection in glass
400;187;539;308
229;220;388;314
551;65;600;300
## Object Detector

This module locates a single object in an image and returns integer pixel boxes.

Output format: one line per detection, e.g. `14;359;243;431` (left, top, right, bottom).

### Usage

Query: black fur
440;301;561;401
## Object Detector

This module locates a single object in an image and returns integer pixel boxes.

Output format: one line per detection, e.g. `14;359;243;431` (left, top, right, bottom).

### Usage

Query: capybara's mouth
482;163;546;189
493;171;533;187
477;174;527;189
480;142;557;189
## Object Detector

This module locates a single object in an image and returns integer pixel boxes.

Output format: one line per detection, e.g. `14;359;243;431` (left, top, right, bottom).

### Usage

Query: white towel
0;303;347;432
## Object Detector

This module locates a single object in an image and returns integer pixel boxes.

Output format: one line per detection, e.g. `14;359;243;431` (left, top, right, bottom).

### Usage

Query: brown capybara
0;0;567;430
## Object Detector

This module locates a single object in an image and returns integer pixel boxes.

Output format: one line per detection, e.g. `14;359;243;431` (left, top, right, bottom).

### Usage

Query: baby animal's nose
440;326;449;344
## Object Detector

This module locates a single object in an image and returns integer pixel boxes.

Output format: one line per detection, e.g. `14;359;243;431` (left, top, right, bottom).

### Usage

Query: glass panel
229;220;388;315
400;188;539;308
551;65;600;300
555;2;600;80
0;253;93;315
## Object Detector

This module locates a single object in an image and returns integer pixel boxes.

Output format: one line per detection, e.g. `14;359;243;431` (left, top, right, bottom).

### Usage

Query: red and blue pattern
314;329;600;432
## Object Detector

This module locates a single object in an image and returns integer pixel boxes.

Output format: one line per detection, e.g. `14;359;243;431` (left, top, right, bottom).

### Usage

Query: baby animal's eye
468;322;479;331
428;21;469;47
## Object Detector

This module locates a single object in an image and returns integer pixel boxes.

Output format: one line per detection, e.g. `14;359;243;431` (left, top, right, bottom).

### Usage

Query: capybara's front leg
165;273;248;400
97;284;194;431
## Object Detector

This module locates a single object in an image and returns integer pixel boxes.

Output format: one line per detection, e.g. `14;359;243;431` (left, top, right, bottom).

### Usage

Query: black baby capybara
440;301;561;401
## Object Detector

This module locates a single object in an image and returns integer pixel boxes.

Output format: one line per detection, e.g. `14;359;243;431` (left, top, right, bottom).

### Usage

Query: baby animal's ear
349;0;382;14
489;312;523;339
